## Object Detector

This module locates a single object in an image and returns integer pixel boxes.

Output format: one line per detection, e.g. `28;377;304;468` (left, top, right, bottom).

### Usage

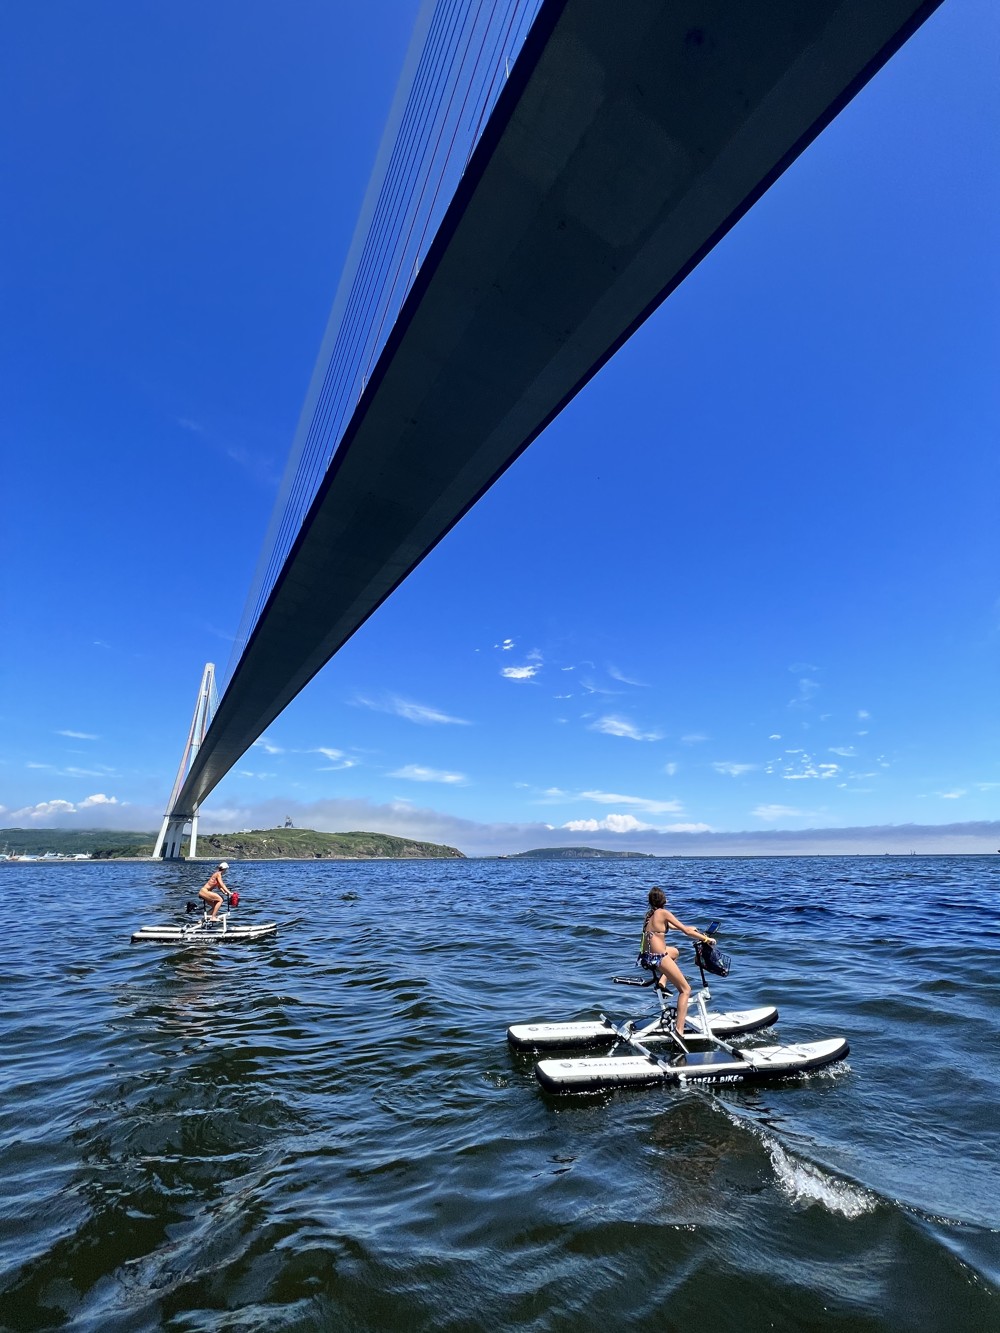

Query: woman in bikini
639;887;715;1036
198;862;231;920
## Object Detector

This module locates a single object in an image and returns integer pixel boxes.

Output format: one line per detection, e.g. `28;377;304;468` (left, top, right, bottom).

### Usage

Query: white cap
218;861;229;871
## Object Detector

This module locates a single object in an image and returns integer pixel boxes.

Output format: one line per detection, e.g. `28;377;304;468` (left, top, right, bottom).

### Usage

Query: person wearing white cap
198;861;232;920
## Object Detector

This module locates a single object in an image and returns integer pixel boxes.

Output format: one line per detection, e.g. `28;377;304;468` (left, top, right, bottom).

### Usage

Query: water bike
130;892;277;944
507;936;848;1092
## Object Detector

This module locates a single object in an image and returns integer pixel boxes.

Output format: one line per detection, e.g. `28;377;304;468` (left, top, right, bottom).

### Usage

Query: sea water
0;855;997;1331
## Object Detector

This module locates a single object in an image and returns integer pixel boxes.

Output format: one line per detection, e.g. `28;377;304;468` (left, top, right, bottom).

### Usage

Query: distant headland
504;846;655;860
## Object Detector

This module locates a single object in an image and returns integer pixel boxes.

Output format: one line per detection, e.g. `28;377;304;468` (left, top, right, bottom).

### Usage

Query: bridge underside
174;0;941;817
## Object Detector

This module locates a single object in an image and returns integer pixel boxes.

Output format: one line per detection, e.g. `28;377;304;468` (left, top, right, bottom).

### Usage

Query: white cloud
253;738;285;755
494;639;515;650
858;710;871;720
663;762;678;777
712;762;757;777
579;789;682;815
354;694;471;726
390;764;467;785
779;753;840;781
665;822;712;834
829;746;857;758
590;715;662;742
9;800;79;820
501;664;540;680
7;795;118;819
681;733;707;745
769;733;782;740
56;730;99;741
936;789;966;800
563;813;655;834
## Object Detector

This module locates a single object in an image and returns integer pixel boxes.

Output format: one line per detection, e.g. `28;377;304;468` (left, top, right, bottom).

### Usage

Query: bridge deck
174;0;941;817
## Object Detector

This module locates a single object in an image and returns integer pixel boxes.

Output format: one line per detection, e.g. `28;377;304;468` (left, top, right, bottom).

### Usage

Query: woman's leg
656;953;692;1033
199;888;223;918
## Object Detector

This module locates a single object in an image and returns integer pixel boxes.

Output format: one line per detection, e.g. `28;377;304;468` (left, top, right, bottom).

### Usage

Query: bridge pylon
152;663;217;860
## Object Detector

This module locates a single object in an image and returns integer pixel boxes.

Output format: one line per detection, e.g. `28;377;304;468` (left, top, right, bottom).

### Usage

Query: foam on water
766;1138;876;1218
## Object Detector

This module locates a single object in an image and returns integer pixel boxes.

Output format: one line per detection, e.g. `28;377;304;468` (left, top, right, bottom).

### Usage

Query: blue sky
2;1;998;857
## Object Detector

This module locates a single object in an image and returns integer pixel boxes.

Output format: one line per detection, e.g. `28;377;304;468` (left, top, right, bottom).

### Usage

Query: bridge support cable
153;663;217;859
223;0;545;696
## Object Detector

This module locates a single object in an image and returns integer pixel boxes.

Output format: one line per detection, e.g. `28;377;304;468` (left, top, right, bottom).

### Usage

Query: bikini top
640;907;670;953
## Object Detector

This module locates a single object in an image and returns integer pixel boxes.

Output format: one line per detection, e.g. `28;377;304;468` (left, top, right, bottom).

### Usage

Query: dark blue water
1;856;997;1330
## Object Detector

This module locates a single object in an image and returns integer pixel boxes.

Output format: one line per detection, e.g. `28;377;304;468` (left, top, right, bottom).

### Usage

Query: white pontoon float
508;969;848;1093
131;901;277;944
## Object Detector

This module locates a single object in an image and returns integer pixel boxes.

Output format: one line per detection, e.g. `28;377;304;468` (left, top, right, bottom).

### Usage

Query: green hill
193;829;464;860
1;828;151;857
1;827;464;860
508;846;655;860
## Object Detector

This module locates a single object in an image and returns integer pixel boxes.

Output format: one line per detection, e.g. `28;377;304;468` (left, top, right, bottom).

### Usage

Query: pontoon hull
507;1004;778;1050
535;1037;850;1092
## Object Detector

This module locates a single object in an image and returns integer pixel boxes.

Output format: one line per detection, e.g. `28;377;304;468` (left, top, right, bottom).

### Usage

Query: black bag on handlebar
695;940;731;977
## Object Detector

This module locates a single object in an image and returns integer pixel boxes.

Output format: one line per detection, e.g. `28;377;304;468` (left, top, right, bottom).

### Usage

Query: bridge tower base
152;664;217;860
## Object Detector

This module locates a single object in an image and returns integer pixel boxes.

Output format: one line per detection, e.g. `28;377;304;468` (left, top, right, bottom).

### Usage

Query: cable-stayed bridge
155;0;942;858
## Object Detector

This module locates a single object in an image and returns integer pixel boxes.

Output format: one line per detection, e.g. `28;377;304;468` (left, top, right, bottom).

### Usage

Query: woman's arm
664;909;713;943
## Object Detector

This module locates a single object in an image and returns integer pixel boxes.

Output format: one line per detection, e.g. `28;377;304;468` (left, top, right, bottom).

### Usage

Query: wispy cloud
313;747;357;770
681;733;708;745
56;730;99;741
664;762;678;777
712;762;757;777
789;677;820;708
390;764;467;785
753;804;815;821
607;666;647;687
590;715;662;742
353;694;471;726
253;738;285;755
579;789;682;815
829;746;857;758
